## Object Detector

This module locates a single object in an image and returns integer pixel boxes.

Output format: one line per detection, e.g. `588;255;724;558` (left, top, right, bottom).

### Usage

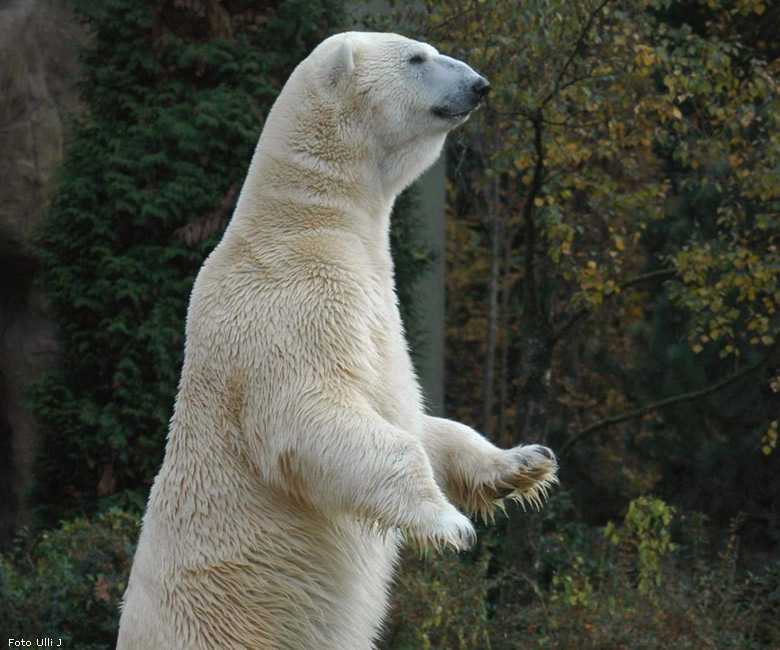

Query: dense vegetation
1;0;778;648
388;0;780;646
390;493;780;649
27;0;345;524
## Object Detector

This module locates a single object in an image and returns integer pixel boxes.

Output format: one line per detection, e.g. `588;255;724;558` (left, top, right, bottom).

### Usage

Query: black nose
472;76;491;100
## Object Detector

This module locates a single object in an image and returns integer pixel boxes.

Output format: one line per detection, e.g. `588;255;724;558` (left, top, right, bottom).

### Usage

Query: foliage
3;498;776;650
402;0;779;445
28;0;343;525
604;495;675;595
762;417;778;456
387;548;493;650
528;496;780;650
0;510;140;649
387;493;780;649
3;497;772;650
390;0;780;588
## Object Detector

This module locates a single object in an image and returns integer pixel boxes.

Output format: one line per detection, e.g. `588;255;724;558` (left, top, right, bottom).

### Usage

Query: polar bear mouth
431;107;473;121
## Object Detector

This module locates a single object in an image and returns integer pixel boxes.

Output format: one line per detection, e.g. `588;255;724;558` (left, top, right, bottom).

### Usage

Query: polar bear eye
408;54;426;65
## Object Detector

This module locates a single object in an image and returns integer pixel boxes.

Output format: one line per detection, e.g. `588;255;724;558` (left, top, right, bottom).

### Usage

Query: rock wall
0;0;84;545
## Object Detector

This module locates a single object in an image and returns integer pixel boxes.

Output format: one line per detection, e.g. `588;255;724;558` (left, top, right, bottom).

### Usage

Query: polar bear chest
358;271;424;432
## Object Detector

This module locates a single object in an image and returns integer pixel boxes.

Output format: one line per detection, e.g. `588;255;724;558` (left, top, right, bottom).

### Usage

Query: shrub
386;547;493;650
0;510;140;649
385;493;780;649
499;495;780;650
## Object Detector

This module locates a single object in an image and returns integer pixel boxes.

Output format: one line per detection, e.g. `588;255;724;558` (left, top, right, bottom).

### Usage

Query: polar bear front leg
421;416;558;521
249;401;477;552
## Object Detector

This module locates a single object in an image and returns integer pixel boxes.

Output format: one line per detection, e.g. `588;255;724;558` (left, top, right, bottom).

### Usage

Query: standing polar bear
117;31;557;650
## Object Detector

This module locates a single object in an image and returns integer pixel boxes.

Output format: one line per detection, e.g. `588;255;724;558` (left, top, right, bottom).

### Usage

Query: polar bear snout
430;55;490;121
472;76;491;100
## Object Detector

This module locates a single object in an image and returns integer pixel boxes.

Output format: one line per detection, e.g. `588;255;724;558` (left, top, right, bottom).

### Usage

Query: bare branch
424;3;478;36
558;360;765;457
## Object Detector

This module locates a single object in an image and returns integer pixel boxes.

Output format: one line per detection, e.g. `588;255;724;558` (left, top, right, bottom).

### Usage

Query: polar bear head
258;32;489;200
314;32;489;129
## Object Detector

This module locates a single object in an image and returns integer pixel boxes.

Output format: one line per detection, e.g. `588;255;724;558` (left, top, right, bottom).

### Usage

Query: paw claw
488;444;559;512
462;525;477;548
407;503;476;553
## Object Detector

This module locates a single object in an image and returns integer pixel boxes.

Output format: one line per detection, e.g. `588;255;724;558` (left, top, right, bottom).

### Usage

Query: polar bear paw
497;444;559;509
464;444;559;521
403;501;476;553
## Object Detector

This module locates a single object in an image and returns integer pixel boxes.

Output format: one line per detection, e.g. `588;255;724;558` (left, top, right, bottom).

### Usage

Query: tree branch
552;268;678;344
558;360;766;457
424;4;478;36
541;0;612;109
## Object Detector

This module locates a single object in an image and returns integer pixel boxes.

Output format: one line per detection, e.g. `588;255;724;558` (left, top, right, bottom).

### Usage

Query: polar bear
117;31;557;650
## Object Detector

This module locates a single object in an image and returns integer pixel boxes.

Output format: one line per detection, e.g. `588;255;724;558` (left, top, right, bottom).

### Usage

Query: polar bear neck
228;65;445;252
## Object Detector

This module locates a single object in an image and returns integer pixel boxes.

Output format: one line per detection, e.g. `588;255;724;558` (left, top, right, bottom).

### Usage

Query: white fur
117;32;556;650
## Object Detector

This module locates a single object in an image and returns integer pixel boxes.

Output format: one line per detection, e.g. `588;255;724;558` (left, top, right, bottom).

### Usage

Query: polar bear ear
323;36;355;85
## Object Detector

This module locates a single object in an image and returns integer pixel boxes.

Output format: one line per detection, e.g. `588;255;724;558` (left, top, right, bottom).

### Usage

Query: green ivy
29;0;345;526
29;0;436;529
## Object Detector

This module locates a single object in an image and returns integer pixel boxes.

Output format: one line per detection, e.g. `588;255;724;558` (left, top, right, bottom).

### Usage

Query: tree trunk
501;113;555;606
497;220;512;448
482;174;501;438
502;314;554;605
